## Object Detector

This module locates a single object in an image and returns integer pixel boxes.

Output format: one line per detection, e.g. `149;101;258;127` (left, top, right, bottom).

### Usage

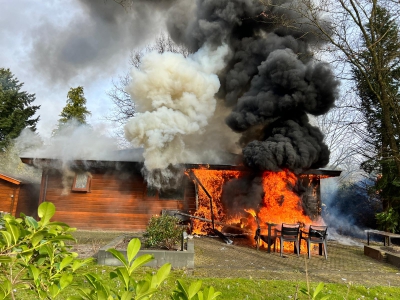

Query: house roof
20;148;244;169
20;148;341;177
0;173;23;185
300;168;342;177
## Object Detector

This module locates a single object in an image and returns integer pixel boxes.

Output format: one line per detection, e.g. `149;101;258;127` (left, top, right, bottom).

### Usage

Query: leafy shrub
73;238;221;300
0;202;92;299
171;280;222;300
72;238;171;300
143;215;184;249
376;207;399;233
0;203;221;300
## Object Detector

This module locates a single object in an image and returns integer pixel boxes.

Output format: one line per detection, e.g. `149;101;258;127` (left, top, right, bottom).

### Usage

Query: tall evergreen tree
0;68;40;150
53;86;91;135
352;6;400;221
59;86;91;124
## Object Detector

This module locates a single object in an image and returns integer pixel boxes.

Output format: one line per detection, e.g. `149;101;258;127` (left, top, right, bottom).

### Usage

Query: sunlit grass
11;261;400;300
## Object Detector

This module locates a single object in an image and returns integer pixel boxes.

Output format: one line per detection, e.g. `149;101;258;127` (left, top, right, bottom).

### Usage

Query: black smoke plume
165;0;339;172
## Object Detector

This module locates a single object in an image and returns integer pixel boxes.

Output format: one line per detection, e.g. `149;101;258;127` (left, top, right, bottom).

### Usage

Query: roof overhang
300;169;342;177
0;173;22;185
21;156;341;178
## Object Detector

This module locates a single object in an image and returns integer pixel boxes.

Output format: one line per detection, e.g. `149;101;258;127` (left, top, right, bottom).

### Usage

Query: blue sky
0;0;165;139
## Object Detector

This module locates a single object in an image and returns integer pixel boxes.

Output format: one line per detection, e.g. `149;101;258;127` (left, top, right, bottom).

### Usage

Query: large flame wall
189;168;321;235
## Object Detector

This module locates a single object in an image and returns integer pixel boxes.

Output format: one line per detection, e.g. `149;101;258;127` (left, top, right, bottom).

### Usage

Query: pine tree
53;86;91;135
59;86;91;124
0;68;40;150
351;6;400;231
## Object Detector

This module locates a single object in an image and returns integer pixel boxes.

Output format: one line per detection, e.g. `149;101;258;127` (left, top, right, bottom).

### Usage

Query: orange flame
189;168;241;234
187;168;324;253
257;170;312;226
244;208;256;218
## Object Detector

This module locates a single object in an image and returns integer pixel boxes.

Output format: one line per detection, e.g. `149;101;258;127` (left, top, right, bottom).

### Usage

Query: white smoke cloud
124;44;230;171
328;228;364;247
20;120;120;162
17;121;124;194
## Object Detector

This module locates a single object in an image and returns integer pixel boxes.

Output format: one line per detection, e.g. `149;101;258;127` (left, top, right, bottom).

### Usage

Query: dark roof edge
300;169;342;177
21;157;341;177
0;173;22;185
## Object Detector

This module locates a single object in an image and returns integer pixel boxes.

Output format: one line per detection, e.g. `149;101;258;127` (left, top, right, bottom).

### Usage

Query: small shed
0;172;40;218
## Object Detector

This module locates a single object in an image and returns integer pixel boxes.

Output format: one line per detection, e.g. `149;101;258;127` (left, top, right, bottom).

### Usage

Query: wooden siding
184;180;197;213
0;180;19;214
15;184;40;218
299;175;321;220
41;166;197;231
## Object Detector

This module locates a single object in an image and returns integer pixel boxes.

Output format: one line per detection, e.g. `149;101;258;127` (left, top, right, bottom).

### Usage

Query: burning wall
186;168;339;236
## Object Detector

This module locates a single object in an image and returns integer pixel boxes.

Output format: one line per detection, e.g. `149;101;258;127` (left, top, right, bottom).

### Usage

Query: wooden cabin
19;158;199;231
0;173;40;218
20;151;340;232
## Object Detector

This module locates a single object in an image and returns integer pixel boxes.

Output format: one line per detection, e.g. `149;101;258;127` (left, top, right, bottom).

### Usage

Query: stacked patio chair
276;223;301;257
300;225;328;259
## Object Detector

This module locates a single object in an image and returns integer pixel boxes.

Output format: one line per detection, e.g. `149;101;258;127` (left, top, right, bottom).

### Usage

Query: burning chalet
20;149;340;234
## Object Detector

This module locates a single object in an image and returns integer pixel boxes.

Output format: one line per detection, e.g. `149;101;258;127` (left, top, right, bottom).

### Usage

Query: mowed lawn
11;262;400;300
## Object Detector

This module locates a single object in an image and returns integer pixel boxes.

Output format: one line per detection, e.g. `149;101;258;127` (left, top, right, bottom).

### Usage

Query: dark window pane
159;188;184;200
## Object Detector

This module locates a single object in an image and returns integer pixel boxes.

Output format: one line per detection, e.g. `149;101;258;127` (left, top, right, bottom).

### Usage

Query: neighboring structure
0;173;40;218
20;150;341;232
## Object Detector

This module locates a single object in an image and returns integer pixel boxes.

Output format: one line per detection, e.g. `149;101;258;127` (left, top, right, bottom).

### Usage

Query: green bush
0;202;92;299
143;215;184;249
72;238;171;300
0;203;221;300
376;207;399;233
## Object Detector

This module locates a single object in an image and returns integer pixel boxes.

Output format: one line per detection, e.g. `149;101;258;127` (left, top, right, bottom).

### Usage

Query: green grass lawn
11;262;400;300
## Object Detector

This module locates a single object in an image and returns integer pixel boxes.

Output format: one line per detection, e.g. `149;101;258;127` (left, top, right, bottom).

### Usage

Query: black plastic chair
276;223;300;257
300;225;328;259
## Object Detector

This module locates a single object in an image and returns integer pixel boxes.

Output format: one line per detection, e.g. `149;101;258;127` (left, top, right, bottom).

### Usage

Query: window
146;186;184;200
159;187;184;200
72;172;91;192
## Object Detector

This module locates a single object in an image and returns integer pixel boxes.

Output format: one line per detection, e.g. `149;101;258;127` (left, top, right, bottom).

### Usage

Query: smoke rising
124;44;234;188
18;120;126;193
124;0;339;179
242;113;330;173
321;176;381;242
29;0;169;85
226;48;338;131
24;120;120;162
222;175;264;215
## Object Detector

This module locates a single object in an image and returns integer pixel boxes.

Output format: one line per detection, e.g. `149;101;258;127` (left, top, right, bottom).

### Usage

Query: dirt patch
68;230;133;259
114;235;187;251
69;243;101;259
